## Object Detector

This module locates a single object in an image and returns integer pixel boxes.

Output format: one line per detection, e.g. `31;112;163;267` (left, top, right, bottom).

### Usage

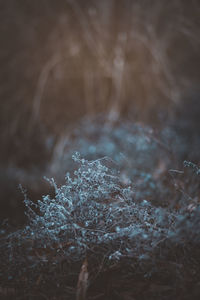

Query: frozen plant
23;153;177;261
24;153;132;254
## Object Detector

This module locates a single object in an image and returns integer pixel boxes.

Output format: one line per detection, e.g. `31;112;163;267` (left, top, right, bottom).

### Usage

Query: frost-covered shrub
1;151;200;292
23;152;178;261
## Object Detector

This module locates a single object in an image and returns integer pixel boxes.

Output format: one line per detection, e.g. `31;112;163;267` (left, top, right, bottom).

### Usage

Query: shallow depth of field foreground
0;1;200;300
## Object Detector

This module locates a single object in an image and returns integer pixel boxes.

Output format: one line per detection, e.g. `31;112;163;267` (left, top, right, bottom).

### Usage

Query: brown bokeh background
0;0;200;225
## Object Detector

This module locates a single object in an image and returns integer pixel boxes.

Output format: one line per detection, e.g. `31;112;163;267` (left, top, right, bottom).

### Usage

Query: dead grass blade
76;258;89;300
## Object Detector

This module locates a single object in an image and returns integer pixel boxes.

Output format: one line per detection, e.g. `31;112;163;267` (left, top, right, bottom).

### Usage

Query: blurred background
0;0;200;226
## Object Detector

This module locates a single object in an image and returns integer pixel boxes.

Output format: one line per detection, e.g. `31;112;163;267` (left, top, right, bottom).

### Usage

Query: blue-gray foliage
23;152;180;261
